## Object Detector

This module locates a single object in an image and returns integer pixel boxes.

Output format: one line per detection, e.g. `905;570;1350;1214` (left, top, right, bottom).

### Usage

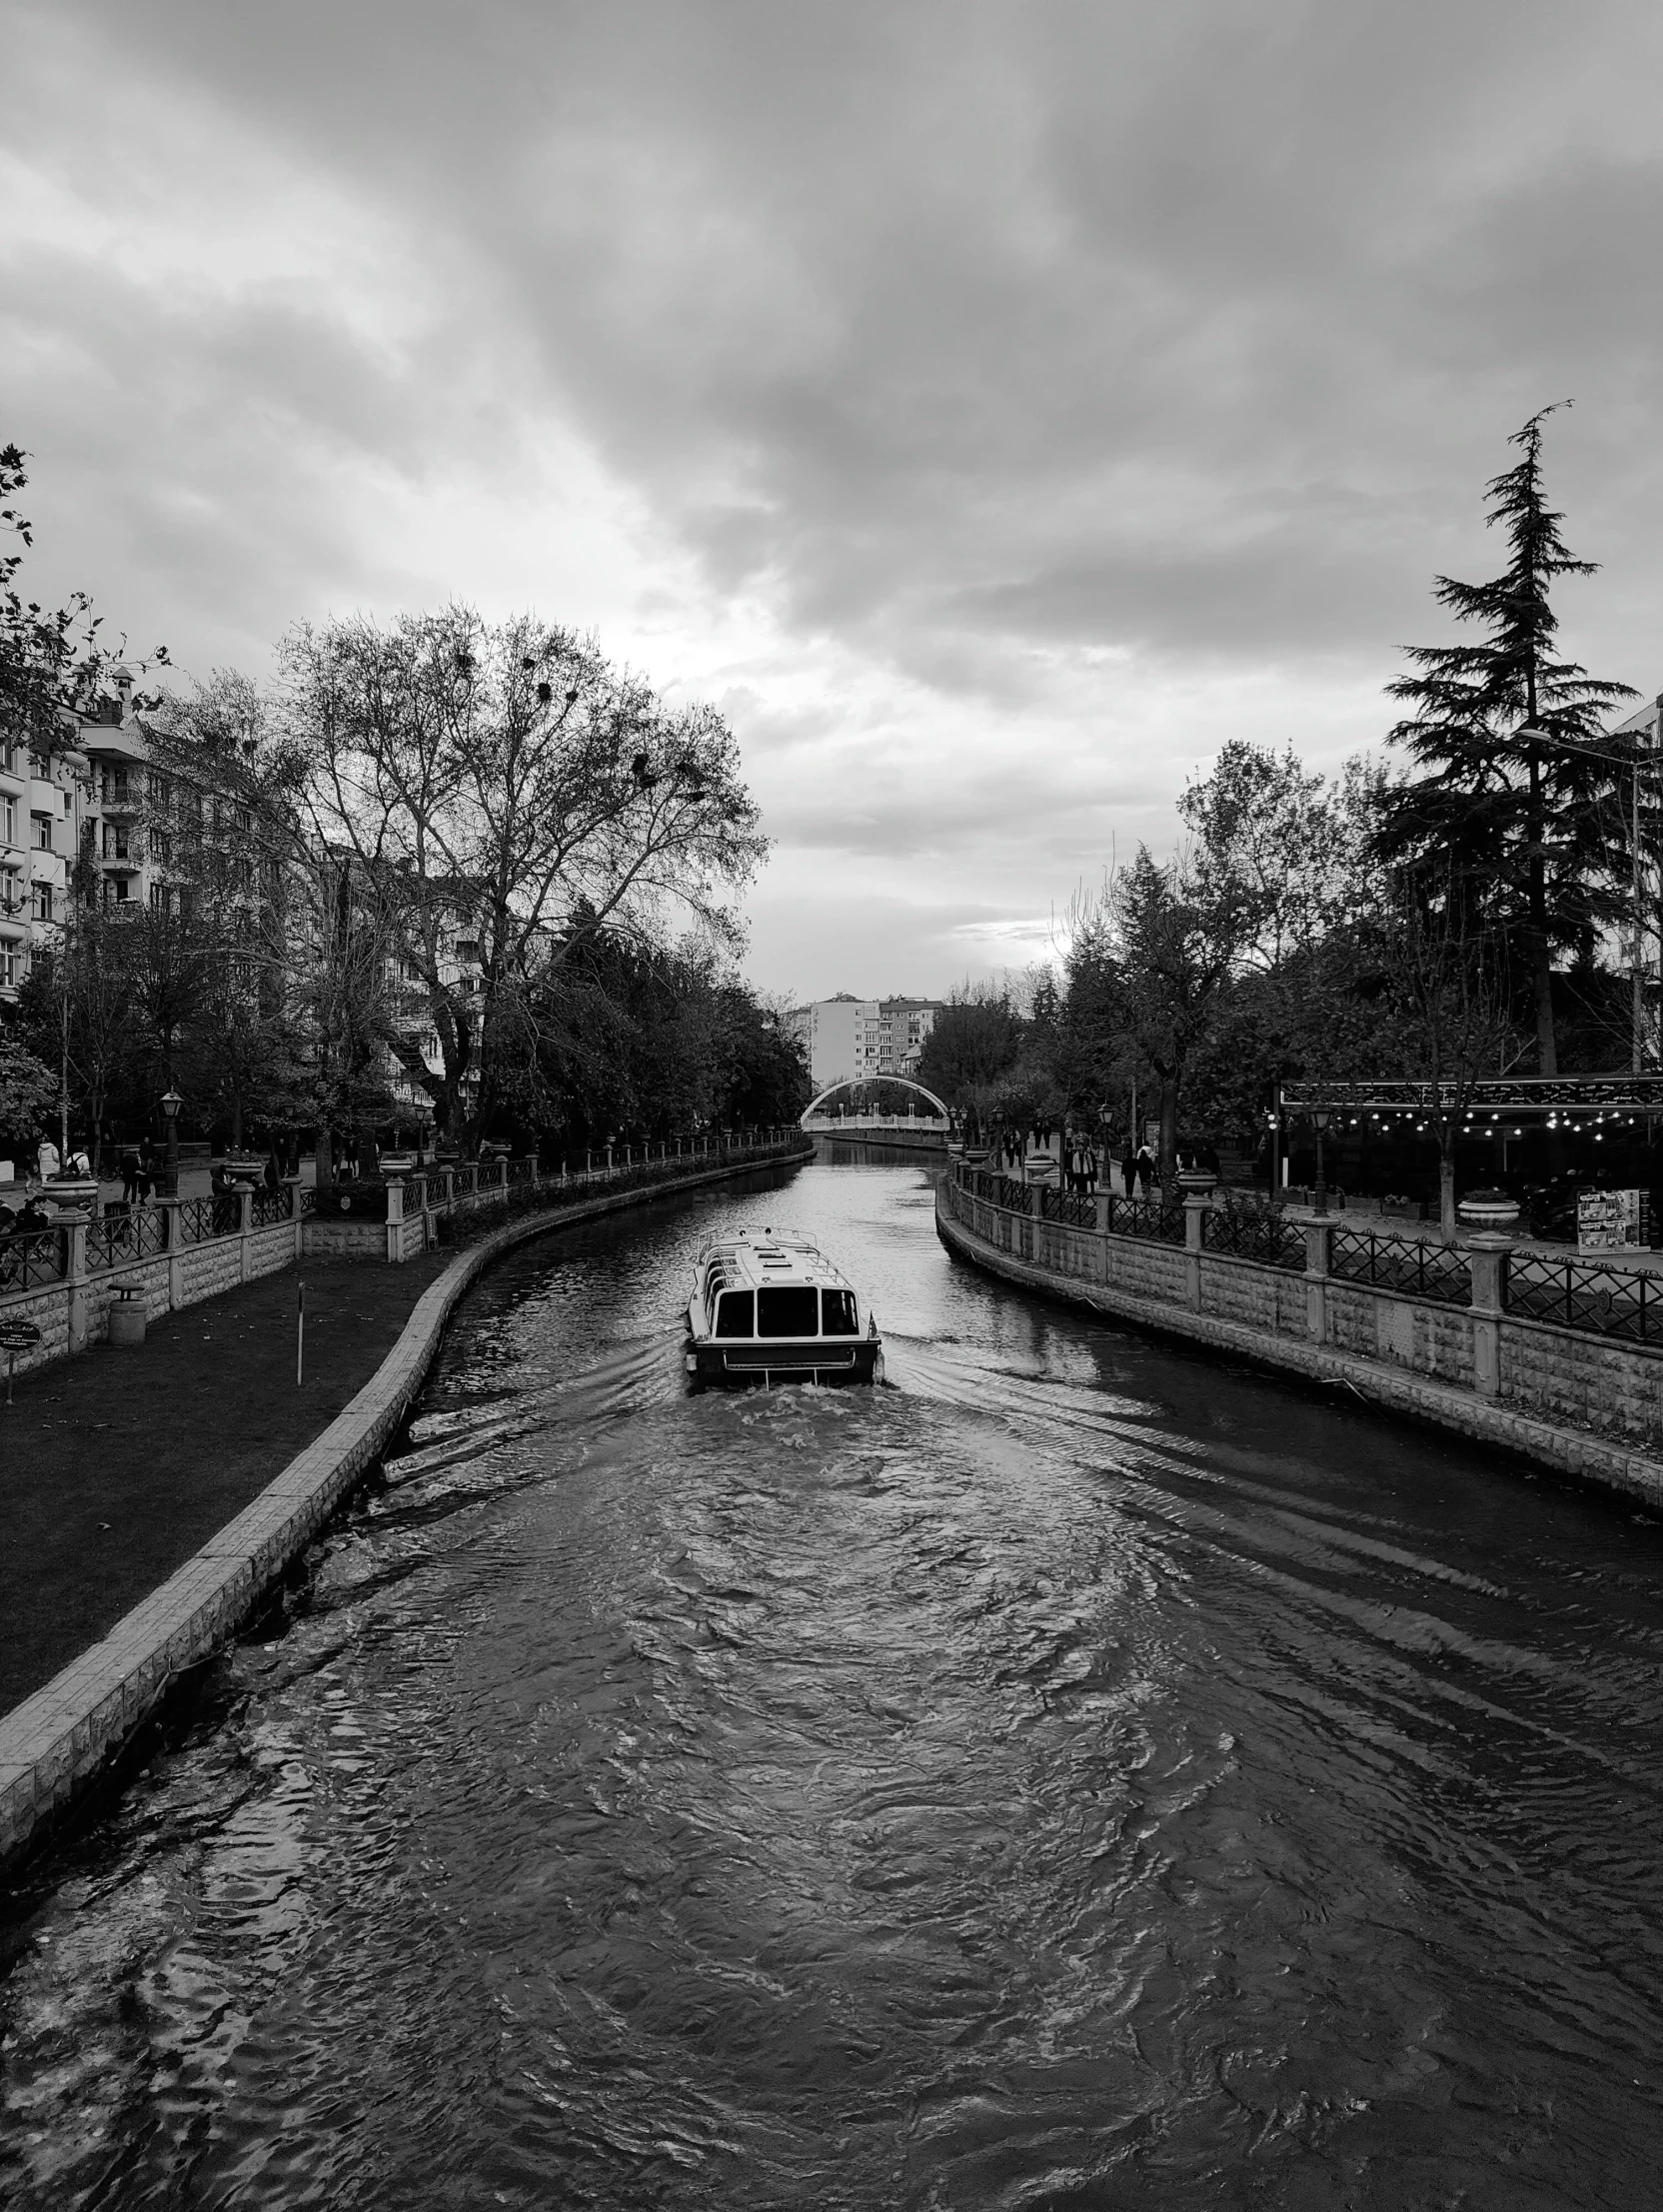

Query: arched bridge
801;1078;952;1146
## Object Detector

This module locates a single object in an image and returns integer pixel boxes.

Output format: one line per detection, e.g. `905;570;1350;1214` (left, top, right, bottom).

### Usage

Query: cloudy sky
7;1;1663;1001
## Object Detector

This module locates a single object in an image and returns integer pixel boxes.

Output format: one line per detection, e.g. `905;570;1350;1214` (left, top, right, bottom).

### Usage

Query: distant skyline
9;2;1663;1000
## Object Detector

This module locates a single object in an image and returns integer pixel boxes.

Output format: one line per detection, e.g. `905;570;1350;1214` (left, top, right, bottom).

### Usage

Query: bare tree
277;607;768;1145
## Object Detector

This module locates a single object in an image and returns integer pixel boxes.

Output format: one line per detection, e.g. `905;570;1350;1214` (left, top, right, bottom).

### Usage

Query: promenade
0;1250;450;1714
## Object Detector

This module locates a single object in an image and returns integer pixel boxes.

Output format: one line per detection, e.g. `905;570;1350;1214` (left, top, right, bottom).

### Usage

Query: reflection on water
4;1162;1663;2208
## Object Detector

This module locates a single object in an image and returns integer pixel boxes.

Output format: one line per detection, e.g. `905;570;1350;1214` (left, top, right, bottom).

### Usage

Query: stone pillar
1302;1217;1332;1344
385;1175;405;1264
499;1158;510;1193
66;1215;88;1354
1183;1194;1208;1311
1466;1232;1512;1399
237;1183;254;1282
157;1196;184;1308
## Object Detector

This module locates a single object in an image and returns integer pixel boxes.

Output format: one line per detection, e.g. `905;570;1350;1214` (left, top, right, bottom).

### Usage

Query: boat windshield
821;1288;857;1335
758;1285;819;1338
715;1289;755;1338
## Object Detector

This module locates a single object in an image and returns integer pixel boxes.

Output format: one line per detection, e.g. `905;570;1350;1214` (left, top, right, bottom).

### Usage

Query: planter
1458;1191;1521;1233
1176;1168;1216;1196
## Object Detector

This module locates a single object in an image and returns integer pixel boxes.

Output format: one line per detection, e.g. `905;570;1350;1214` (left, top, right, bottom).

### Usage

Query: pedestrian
1135;1141;1155;1195
1084;1143;1099;1192
135;1139;155;1202
36;1132;60;1183
264;1144;283;1196
1120;1144;1136;1197
119;1141;141;1206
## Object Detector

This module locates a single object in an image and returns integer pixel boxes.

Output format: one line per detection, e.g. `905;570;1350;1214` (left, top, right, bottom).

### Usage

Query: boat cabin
688;1230;881;1387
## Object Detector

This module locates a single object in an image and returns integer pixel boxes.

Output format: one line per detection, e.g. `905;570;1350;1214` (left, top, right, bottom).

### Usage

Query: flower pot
1458;1192;1520;1232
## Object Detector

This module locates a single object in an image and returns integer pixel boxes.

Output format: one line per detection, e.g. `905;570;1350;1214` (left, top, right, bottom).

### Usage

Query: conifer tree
1381;405;1635;1073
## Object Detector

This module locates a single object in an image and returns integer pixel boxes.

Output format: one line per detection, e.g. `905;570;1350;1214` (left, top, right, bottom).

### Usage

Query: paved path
0;1251;450;1715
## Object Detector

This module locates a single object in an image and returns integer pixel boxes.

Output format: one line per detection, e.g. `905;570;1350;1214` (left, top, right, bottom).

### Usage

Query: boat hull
686;1336;883;1390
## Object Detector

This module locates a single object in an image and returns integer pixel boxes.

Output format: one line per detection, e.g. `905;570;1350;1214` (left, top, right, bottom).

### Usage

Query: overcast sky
8;1;1663;1002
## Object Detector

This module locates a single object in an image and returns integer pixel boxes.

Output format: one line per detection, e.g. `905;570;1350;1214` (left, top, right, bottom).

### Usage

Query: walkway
0;1250;450;1715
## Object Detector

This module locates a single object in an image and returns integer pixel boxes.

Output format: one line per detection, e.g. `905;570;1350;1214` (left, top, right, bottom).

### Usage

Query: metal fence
250;1185;290;1229
1205;1204;1307;1272
1505;1252;1663;1344
0;1228;66;1291
1038;1184;1098;1228
1328;1227;1472;1306
1103;1192;1187;1246
86;1206;168;1271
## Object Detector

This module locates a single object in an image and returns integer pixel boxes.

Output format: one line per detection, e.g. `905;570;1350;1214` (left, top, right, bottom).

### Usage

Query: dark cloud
8;0;1663;993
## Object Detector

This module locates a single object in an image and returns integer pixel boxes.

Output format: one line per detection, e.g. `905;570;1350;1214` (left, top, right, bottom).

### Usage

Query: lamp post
159;1086;183;1198
1265;1106;1281;1197
1311;1106;1331;1216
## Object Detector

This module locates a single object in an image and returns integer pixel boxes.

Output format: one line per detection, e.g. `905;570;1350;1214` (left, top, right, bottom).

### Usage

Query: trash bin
108;1281;146;1346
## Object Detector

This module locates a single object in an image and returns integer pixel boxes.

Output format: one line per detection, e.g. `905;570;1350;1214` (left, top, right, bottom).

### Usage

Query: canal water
4;1160;1662;2208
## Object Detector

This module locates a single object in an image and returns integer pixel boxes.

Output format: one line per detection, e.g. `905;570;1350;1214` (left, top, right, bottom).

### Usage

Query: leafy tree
1381;406;1636;1074
914;985;1026;1106
0;1032;56;1153
279;607;767;1145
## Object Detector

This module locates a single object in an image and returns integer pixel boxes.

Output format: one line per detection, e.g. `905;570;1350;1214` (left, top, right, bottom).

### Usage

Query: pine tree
1381;405;1636;1074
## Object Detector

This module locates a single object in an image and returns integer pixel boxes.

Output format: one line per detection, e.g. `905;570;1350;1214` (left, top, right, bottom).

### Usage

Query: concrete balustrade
938;1167;1663;1504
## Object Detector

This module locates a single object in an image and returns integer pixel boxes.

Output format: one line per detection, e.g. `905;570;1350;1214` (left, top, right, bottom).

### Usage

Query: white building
790;994;944;1093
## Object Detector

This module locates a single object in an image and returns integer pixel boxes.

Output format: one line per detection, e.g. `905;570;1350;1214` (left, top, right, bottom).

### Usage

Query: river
3;1159;1662;2209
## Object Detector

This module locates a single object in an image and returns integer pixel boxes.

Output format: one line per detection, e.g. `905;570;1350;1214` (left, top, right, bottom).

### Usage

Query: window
0;739;16;773
100;769;131;806
30;882;52;924
715;1290;755;1338
150;883;170;913
0;948;17;989
149;827;172;864
821;1288;858;1335
28;751;47;779
0;799;13;846
33;814;52;852
101;822;130;861
0;868;19;916
758;1285;819;1338
149;770;172;809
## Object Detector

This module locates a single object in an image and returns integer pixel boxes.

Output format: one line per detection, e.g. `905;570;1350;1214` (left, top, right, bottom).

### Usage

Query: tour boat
686;1229;883;1389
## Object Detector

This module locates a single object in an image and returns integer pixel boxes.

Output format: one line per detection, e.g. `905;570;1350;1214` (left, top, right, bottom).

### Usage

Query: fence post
385;1174;405;1264
66;1215;88;1354
1183;1194;1207;1311
237;1183;254;1282
158;1196;185;1309
1466;1232;1511;1399
1302;1218;1332;1344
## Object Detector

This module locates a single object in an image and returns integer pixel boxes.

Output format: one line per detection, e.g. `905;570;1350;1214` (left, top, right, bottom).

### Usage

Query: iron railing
1038;1185;1098;1228
1205;1204;1307;1272
1103;1192;1187;1246
86;1205;168;1269
1505;1252;1663;1344
250;1184;289;1228
0;1228;66;1291
1328;1228;1471;1306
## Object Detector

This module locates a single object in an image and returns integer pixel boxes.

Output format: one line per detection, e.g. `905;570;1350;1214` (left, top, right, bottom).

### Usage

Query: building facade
790;994;945;1093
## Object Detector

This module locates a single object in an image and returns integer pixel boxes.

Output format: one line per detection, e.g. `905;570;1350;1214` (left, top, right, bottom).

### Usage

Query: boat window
715;1289;755;1338
758;1285;819;1338
821;1288;858;1335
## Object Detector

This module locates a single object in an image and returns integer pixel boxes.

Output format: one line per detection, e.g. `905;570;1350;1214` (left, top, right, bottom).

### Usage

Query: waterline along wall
0;1136;812;1872
937;1164;1663;1506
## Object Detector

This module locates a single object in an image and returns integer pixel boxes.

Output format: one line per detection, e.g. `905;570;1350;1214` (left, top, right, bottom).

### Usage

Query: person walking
120;1141;141;1207
1120;1143;1136;1198
1135;1141;1156;1195
36;1133;59;1183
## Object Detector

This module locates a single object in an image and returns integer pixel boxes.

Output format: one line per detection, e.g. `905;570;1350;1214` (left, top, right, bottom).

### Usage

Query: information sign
1577;1188;1651;1254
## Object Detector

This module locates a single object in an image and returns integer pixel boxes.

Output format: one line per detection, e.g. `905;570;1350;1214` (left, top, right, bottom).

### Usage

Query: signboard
1577;1188;1651;1254
0;1320;42;1350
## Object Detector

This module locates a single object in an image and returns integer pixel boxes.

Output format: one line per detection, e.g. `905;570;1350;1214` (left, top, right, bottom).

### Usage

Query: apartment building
0;732;83;999
789;994;945;1092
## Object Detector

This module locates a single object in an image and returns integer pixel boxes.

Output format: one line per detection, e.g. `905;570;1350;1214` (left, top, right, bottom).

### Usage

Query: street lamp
159;1086;183;1198
1265;1106;1281;1197
1311;1106;1332;1216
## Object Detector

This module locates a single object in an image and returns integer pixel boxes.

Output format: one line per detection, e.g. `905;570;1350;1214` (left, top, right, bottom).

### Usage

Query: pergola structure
1277;1078;1663;1120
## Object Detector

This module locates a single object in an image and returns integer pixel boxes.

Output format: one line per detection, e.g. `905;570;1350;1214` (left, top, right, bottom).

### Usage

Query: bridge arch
800;1076;951;1126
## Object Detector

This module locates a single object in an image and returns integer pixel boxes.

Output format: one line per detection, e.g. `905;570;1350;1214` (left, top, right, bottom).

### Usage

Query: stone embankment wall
938;1171;1663;1507
0;1139;812;1872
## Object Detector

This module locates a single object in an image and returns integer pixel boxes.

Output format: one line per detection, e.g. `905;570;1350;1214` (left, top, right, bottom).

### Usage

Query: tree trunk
231;1098;243;1151
1157;1071;1180;1184
1439;1142;1457;1244
316;1123;334;1190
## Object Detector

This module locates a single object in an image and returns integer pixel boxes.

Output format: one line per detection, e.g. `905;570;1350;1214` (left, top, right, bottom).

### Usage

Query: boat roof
695;1229;853;1292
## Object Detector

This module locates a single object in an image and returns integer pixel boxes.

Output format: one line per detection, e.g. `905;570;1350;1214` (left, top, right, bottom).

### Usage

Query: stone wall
938;1170;1663;1473
936;1175;1663;1505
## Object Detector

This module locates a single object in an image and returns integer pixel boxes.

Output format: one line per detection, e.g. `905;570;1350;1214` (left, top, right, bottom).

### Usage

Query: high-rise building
788;994;945;1092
